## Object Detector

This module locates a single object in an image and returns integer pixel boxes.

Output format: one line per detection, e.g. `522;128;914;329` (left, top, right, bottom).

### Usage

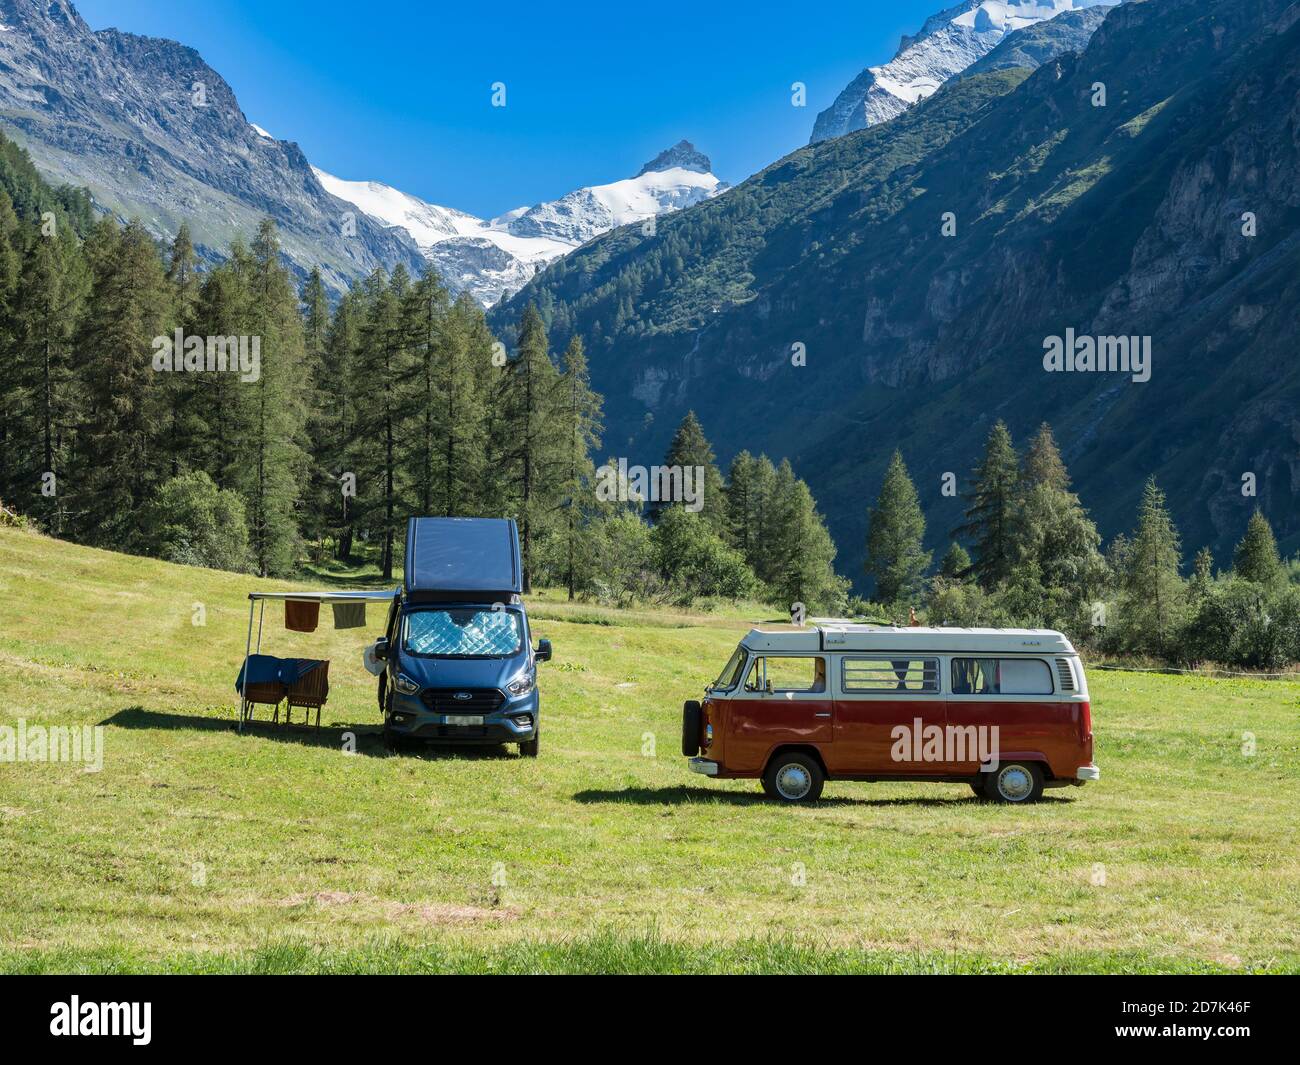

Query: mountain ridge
494;0;1300;588
319;140;727;307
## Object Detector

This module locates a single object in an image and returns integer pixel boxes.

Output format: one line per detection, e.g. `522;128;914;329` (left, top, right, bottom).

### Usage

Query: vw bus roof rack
403;517;522;603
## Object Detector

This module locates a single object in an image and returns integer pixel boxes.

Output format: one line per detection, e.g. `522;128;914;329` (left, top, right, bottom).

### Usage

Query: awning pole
240;599;254;735
256;600;265;653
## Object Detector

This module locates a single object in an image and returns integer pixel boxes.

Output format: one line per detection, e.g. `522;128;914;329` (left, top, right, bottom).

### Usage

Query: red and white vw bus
681;624;1099;804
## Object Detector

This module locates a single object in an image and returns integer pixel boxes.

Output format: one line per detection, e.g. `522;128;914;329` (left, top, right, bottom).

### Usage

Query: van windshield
404;608;522;658
709;646;748;691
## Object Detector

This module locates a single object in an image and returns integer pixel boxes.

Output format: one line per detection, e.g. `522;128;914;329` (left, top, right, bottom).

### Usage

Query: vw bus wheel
984;761;1044;804
763;752;824;804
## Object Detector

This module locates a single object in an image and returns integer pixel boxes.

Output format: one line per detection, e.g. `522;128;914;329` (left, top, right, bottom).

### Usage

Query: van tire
519;734;539;758
681;701;702;757
984;761;1045;804
763;752;824;804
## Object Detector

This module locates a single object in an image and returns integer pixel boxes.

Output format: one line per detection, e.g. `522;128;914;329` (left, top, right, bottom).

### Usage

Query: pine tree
321;288;362;558
865;450;931;604
234;220;309;576
557;336;602;599
160;223;201;478
1233;509;1282;585
1016;424;1106;608
495;305;561;591
298;266;332;549
77;220;171;547
658;410;727;532
9;222;87;531
403;267;451;516
724;450;759;561
939;542;971;581
763;459;843;611
353;266;411;580
0;191;24;499
955;420;1021;590
186;257;252;491
1189;545;1215;602
1021;422;1070;491
1123;477;1186;656
166;223;201;321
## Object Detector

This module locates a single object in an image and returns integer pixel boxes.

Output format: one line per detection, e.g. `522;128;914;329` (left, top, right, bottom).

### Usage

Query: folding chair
284;659;330;727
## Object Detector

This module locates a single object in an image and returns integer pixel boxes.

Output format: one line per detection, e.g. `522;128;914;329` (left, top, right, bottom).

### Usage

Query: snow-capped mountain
810;0;1114;143
316;140;727;307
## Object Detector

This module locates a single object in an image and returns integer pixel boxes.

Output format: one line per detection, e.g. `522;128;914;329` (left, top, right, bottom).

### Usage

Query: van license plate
445;715;484;726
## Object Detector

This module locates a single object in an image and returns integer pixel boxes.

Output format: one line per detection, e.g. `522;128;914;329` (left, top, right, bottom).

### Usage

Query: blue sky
77;0;943;219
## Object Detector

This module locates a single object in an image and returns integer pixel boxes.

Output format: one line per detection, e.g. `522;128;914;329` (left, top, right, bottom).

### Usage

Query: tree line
0;133;845;609
864;421;1300;669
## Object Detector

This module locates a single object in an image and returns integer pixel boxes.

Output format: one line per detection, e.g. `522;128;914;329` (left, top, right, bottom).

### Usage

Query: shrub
139;472;251;573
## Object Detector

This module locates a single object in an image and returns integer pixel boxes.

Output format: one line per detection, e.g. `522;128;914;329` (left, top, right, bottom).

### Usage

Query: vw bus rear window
951;658;1053;695
842;657;938;693
404;608;522;657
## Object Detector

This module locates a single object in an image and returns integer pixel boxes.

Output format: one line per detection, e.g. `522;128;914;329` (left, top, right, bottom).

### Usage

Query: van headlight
507;670;535;696
393;673;420;695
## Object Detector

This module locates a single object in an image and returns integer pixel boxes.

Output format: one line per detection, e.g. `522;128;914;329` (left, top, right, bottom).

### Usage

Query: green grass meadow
1;527;1298;973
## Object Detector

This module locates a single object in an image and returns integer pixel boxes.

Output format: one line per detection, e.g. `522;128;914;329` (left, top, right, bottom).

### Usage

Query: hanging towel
332;602;366;629
285;600;320;632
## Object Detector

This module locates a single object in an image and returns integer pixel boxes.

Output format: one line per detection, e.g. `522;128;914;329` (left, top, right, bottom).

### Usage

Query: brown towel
285;600;320;633
332;602;366;629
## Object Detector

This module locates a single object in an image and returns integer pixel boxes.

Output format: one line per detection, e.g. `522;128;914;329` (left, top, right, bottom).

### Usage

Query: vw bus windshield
403;608;522;658
709;646;748;691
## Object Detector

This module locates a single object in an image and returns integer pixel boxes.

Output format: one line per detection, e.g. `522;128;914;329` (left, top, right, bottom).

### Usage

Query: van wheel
984;761;1044;804
519;734;539;758
763;752;824;803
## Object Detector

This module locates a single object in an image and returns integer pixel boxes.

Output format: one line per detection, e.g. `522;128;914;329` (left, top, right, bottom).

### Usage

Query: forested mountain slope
495;0;1300;585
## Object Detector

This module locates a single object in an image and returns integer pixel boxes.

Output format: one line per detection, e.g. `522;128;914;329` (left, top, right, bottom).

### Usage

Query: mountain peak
810;1;1114;143
637;140;712;176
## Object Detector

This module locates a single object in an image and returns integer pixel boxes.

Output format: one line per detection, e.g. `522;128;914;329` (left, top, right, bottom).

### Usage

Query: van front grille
1055;657;1076;692
420;688;505;714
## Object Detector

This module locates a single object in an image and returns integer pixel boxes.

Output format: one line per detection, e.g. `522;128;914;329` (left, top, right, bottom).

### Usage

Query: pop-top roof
404;517;522;600
741;624;1075;655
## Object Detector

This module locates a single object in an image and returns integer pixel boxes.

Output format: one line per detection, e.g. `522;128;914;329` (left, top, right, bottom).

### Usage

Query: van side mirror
373;637;389;661
535;638;552;663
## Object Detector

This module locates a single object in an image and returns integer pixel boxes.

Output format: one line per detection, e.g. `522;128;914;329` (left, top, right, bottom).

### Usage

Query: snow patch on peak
810;1;1114;143
315;149;727;308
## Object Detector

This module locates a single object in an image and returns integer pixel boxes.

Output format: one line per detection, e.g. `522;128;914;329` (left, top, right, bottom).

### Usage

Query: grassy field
1;526;1298;974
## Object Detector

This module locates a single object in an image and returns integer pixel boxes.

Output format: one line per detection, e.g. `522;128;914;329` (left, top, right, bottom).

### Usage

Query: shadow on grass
574;785;1075;807
100;706;519;762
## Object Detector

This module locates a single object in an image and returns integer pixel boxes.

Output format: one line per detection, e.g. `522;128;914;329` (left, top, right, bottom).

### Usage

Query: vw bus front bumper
1075;764;1100;782
688;758;719;777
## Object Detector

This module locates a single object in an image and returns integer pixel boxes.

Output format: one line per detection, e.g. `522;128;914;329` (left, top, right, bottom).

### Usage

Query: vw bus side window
744;657;827;693
841;657;938;693
951;658;1053;695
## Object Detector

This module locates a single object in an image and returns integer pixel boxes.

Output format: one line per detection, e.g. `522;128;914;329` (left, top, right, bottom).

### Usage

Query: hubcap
997;765;1033;801
776;763;812;800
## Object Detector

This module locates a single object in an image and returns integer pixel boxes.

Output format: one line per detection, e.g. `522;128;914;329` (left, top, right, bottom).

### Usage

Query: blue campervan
375;517;550;756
